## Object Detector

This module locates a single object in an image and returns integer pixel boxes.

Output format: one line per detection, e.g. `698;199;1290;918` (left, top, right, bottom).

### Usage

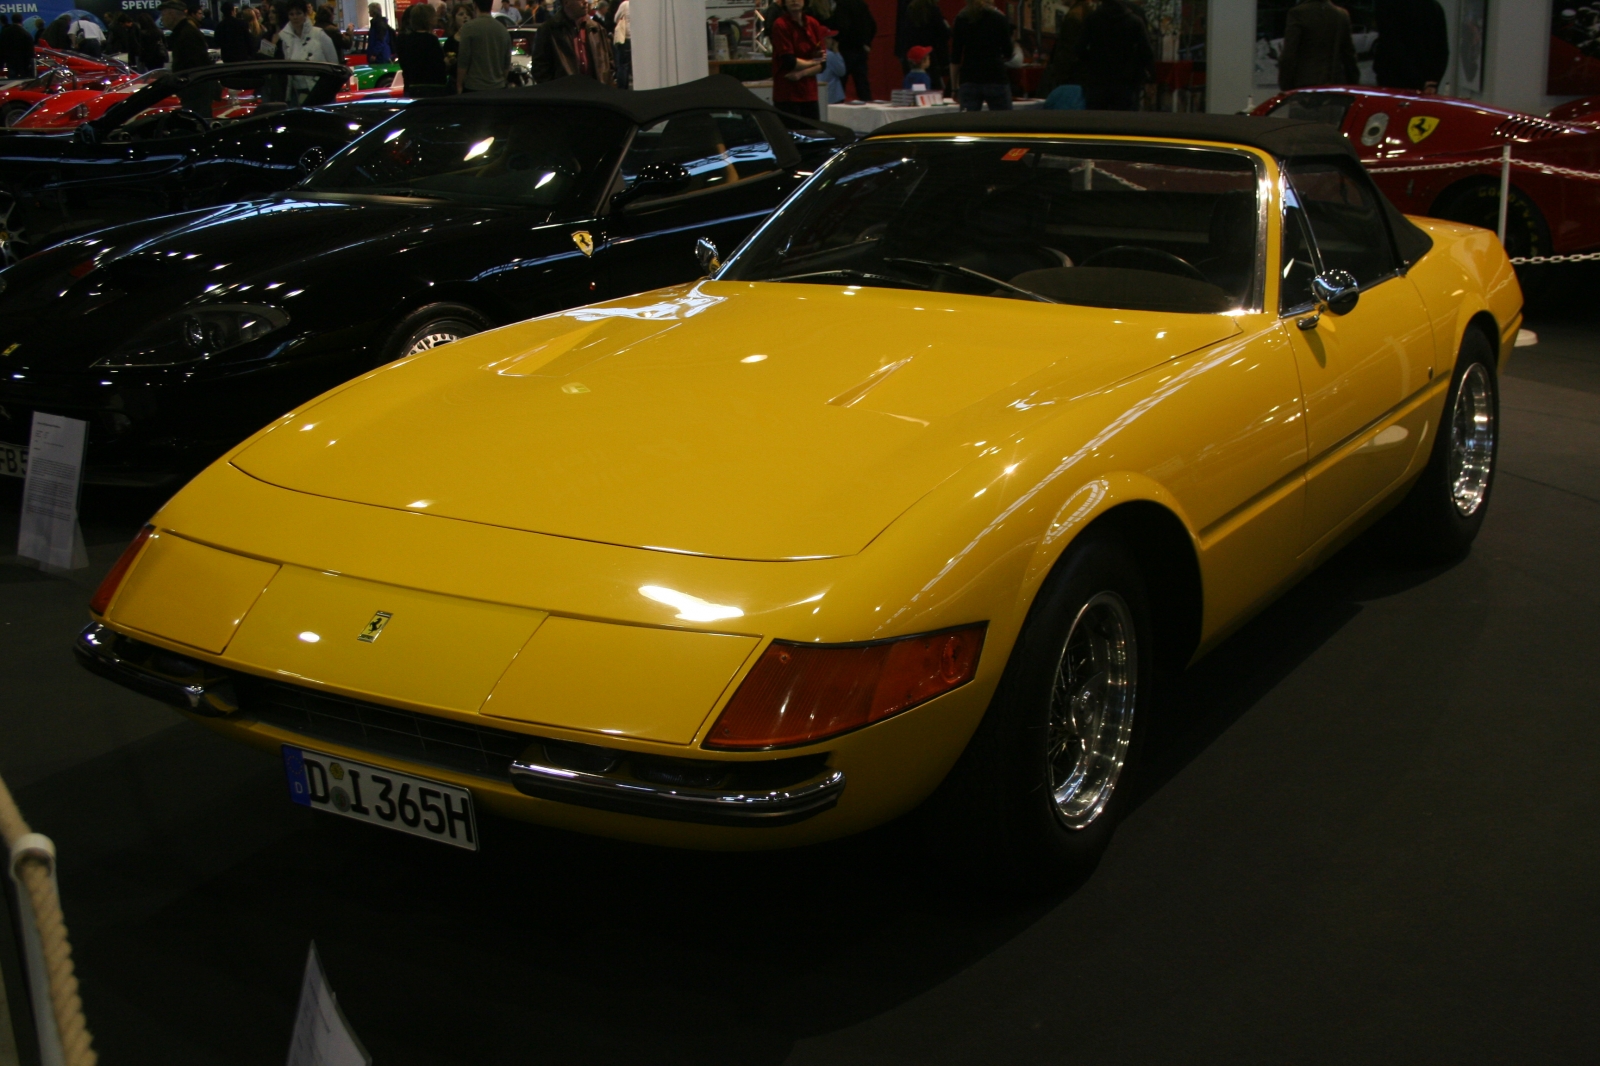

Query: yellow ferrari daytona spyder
78;112;1519;884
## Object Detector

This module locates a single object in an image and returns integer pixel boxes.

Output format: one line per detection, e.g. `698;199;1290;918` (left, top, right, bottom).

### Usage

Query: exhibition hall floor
3;294;1597;1064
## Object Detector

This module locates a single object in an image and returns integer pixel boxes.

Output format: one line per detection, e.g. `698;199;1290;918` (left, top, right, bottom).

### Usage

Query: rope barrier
0;773;96;1066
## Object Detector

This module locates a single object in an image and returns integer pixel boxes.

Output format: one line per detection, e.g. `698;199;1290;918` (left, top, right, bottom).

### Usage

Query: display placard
16;412;89;572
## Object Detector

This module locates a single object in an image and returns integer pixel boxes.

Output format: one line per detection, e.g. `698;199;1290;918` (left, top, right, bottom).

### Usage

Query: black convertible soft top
420;74;775;125
867;109;1355;159
866;108;1434;266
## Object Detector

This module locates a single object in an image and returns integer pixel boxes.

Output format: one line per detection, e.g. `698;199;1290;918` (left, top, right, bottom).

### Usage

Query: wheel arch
1019;476;1204;682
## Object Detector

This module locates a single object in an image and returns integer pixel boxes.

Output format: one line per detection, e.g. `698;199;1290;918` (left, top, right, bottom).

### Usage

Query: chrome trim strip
73;622;234;716
508;758;846;827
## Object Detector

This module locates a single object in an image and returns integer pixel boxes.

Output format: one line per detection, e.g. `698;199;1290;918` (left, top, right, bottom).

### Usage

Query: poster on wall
1454;0;1487;95
1550;2;1600;94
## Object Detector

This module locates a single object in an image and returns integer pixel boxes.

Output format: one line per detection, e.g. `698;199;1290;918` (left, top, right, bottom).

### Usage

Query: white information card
16;412;89;571
286;942;371;1066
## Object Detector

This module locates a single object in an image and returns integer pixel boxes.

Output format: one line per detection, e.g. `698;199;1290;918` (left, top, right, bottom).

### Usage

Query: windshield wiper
761;267;919;287
882;257;1059;304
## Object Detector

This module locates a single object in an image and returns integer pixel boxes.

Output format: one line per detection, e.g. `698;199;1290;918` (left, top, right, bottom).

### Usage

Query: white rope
0;773;97;1066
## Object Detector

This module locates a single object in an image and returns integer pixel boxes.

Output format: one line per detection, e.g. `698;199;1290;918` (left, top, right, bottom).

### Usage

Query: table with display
821;97;1046;134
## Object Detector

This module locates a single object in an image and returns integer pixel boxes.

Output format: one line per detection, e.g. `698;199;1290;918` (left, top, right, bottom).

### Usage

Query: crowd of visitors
1278;0;1449;93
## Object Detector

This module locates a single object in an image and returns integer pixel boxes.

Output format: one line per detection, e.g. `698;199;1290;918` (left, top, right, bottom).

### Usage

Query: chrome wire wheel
1448;363;1495;517
1046;591;1137;830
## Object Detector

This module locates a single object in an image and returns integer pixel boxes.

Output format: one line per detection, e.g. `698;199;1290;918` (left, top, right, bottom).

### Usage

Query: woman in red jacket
769;0;827;119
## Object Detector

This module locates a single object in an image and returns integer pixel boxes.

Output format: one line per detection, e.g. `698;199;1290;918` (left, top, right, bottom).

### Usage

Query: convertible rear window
720;139;1261;313
1265;92;1355;129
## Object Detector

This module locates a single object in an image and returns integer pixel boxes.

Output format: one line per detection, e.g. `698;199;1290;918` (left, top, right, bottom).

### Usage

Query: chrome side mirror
1298;269;1360;330
695;236;720;275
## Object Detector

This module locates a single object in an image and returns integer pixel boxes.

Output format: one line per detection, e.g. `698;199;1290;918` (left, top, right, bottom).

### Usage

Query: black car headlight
95;304;291;367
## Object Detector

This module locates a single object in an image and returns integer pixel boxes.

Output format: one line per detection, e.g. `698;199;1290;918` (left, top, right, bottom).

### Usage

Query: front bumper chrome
509;756;846;827
76;623;846;828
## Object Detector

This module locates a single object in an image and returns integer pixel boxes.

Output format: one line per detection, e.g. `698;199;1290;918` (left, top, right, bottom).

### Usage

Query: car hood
230;282;1239;561
0;195;498;371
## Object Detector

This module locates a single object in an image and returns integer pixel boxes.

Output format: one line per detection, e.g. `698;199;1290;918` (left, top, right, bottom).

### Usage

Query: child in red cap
904;44;936;93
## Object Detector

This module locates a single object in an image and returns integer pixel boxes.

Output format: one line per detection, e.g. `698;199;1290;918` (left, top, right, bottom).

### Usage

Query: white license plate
282;746;478;851
0;441;24;479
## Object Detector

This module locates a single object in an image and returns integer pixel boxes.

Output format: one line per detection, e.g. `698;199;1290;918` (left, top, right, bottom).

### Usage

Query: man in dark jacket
1077;0;1151;111
1;14;34;80
160;0;216;114
1374;0;1448;92
530;0;614;84
217;1;257;61
826;0;877;100
1277;0;1359;89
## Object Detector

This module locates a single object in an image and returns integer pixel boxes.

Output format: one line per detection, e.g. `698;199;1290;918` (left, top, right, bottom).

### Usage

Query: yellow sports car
76;112;1519;886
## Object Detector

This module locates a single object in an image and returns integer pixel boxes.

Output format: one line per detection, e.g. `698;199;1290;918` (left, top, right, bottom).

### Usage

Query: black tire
1391;328;1499;562
1432;179;1552;297
922;532;1155;893
380;302;492;364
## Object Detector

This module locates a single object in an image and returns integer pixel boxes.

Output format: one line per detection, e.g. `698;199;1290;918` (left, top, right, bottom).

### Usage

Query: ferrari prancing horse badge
572;230;594;257
1407;116;1440;143
358;611;392;643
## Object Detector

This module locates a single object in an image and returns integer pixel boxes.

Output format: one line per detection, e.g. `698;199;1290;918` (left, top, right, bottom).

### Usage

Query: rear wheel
1;102;30;127
1432;179;1552;296
380;302;492;363
924;533;1153;892
1391;328;1499;561
0;191;28;267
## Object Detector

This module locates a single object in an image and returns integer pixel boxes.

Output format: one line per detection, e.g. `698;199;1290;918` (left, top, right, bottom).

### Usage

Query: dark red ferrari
1255;87;1600;264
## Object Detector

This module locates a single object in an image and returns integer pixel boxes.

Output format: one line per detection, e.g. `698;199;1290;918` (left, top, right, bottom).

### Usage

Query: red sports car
1255;86;1600;263
0;52;136;126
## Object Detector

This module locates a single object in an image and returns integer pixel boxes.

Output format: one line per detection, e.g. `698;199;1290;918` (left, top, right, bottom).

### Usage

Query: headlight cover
94;304;291;368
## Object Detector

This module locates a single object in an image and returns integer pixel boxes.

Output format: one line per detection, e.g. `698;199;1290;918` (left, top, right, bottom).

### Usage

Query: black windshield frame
719;136;1269;315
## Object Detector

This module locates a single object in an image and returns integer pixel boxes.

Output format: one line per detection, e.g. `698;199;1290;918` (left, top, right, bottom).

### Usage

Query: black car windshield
306;105;631;213
721;138;1262;314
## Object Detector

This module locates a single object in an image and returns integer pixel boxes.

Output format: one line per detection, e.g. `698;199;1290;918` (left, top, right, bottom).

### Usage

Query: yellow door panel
1286;277;1434;548
481;617;759;744
109;531;279;654
226;566;548;714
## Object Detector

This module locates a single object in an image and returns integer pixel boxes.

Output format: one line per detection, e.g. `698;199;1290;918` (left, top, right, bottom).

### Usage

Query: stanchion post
1497;144;1511;244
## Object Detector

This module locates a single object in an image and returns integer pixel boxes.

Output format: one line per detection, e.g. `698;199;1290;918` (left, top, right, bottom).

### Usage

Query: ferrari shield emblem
357;611;392;643
571;230;594;257
1407;116;1440;143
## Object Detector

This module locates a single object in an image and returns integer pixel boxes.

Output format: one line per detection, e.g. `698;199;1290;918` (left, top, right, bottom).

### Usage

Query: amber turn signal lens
90;525;154;616
705;625;986;750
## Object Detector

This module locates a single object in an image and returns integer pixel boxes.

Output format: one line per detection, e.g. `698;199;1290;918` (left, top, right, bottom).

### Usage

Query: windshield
721;139;1261;314
306;104;631;214
1266;91;1354;128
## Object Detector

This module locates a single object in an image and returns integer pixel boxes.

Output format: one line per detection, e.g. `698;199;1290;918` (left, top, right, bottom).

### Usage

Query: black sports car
0;61;397;264
0;75;851;487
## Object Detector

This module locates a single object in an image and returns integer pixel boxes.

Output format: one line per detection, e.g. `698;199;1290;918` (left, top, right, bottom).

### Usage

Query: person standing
161;0;214;70
218;1;258;61
611;0;629;88
1277;0;1358;89
366;2;397;61
41;15;71;50
950;0;1013;111
69;15;106;57
135;12;169;70
1076;0;1151;110
1039;0;1088;95
1;14;34;79
528;0;611;83
398;2;449;93
456;0;512;90
1373;0;1448;93
274;0;338;101
825;0;876;100
769;0;827;119
314;6;346;61
900;0;949;92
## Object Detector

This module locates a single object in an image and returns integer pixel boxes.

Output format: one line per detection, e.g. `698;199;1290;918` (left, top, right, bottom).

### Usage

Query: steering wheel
155;108;211;138
1079;245;1208;283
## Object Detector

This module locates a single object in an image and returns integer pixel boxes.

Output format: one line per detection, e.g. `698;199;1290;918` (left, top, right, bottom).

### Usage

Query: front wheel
380;302;492;363
923;533;1153;892
1392;328;1499;562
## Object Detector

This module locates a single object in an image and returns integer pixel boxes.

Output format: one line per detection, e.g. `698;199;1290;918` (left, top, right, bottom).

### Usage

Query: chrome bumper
509;755;846;827
73;623;237;716
77;622;846;828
